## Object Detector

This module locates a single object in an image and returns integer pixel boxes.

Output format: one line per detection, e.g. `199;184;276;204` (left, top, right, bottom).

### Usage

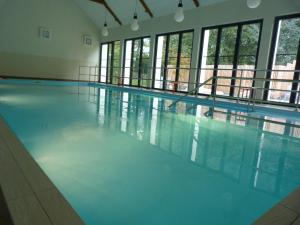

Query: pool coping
253;187;300;225
0;117;86;225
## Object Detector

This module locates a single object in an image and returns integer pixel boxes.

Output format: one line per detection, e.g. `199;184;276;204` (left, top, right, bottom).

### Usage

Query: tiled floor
252;188;300;225
0;187;14;225
0;117;85;225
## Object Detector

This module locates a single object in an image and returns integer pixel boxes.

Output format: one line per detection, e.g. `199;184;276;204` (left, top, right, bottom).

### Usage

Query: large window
100;41;121;84
265;14;300;104
153;30;194;92
123;37;151;87
198;21;262;98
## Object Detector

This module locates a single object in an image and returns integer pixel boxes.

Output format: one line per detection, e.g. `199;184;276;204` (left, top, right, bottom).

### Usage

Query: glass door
153;30;194;92
266;15;300;104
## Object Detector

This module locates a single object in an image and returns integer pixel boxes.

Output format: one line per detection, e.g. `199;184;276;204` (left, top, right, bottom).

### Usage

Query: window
153;30;194;92
100;41;121;84
123;37;151;87
265;14;300;104
198;21;262;98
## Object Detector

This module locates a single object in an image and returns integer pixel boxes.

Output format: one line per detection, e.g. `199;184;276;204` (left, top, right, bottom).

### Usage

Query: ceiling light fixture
247;0;261;9
131;0;139;31
174;0;184;23
102;22;108;37
102;8;109;37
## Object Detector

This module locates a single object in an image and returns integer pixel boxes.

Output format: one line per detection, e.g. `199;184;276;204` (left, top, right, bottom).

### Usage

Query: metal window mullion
109;42;115;84
121;41;127;85
106;43;110;84
138;38;144;87
212;28;223;95
99;44;103;83
129;40;135;86
230;25;242;96
163;35;170;90
252;21;263;90
152;36;159;89
264;18;281;100
175;33;183;92
290;39;300;103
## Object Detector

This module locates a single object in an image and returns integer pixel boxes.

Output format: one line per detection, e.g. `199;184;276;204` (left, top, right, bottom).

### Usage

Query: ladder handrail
168;77;214;108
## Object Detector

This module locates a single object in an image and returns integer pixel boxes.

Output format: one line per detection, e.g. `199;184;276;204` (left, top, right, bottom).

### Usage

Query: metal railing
78;65;300;111
168;77;214;109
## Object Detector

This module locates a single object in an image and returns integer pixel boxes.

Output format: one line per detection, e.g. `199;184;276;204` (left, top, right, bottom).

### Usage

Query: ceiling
0;0;6;8
74;0;229;29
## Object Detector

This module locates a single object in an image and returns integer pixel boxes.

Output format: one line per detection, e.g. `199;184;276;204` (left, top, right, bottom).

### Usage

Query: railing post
296;89;300;112
237;69;243;104
212;76;217;110
88;66;91;83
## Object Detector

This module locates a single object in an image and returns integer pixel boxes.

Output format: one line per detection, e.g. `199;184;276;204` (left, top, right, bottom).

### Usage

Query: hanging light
247;0;261;9
131;0;139;31
102;22;109;37
174;0;184;23
102;8;109;37
131;13;139;31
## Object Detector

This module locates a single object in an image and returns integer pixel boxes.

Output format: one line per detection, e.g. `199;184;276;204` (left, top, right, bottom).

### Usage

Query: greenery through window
154;30;194;92
100;41;121;84
198;21;262;98
124;37;151;87
267;15;300;104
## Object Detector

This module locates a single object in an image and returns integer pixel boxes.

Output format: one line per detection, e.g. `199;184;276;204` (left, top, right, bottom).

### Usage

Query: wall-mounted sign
39;27;51;40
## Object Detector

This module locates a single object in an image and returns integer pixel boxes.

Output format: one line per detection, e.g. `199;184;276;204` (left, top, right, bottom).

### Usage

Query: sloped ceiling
74;0;229;29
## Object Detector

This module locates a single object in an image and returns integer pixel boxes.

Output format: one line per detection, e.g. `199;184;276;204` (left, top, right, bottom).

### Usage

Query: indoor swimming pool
0;80;300;225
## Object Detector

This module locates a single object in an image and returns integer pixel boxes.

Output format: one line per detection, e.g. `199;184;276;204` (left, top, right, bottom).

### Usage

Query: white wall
0;0;100;80
101;0;299;92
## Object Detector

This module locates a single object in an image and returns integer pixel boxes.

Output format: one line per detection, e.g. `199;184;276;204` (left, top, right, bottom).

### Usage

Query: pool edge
253;187;300;225
0;116;86;225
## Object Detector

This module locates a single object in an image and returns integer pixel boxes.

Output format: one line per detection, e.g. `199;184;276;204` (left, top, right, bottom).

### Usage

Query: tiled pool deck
253;188;300;225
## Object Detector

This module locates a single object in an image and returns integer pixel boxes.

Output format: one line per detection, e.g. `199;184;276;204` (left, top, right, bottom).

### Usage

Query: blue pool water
0;81;300;225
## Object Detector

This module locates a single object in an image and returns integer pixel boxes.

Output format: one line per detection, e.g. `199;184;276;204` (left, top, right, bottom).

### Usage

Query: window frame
122;36;151;87
264;13;300;104
152;29;194;92
197;19;263;98
99;40;121;84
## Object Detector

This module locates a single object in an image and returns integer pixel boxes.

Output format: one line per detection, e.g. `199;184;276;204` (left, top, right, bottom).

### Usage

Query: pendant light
247;0;261;9
102;8;109;37
131;0;139;31
174;0;184;23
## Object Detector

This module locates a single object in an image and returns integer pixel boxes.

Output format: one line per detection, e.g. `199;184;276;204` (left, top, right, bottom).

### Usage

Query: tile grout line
279;202;300;216
289;215;300;225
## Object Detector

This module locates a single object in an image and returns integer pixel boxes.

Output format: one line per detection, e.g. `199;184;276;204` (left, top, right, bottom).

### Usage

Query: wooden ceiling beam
139;0;154;18
193;0;200;7
89;0;122;25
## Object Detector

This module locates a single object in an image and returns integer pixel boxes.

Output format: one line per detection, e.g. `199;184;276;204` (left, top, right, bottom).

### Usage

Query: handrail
168;77;214;108
78;65;300;110
79;65;300;73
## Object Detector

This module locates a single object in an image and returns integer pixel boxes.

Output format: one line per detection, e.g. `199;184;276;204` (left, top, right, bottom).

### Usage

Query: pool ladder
168;76;257;113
